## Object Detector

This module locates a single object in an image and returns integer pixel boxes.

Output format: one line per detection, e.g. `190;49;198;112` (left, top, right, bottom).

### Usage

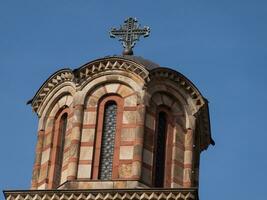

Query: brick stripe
79;160;92;164
80;142;94;146
85;107;97;111
123;106;138;111
83;124;96;129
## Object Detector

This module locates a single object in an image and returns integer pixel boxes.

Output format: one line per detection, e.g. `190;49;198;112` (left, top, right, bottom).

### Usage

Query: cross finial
110;17;150;55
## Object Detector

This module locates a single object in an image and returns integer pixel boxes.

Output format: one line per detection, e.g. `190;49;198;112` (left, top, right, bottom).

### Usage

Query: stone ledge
4;188;198;200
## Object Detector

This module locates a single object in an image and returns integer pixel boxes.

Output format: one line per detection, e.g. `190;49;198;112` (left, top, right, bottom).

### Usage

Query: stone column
133;103;146;179
184;128;193;187
31;129;45;189
67;103;84;180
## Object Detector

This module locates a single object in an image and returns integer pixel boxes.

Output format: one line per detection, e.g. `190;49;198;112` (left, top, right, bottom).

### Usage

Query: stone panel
141;167;151;184
43;133;52;147
173;165;183;181
81;129;95;143
145;114;155;130
119;146;134;160
83;111;97;125
58;96;67;108
41;148;50;164
87;97;98;107
117;85;133;97
121;128;135;142
92;87;106;99
105;83;120;93
152;93;163;106
142;149;153;166
91;181;114;189
184;150;192;164
122;111;136;124
124;95;137;106
132;161;141;177
39;166;48;181
173;146;184;164
119;164;132;178
162;94;173;107
60;169;68;183
136;107;145;124
174;124;185;144
183;168;192;182
133;144;142;158
80;146;93;160
77;164;91;178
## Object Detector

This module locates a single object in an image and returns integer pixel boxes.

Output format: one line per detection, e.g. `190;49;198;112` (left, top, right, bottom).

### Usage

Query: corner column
31;129;45;189
67;103;84;180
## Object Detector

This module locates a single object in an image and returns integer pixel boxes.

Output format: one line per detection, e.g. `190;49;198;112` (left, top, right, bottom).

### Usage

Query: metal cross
110;17;150;55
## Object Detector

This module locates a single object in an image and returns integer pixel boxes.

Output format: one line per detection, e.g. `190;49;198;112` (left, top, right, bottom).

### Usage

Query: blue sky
0;1;267;199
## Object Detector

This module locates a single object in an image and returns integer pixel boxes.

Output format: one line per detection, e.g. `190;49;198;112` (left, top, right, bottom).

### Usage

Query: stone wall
30;57;211;190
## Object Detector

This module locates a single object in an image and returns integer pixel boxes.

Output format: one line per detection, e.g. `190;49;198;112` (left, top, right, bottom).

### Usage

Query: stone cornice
4;188;198;200
76;57;150;86
149;68;213;151
28;57;150;113
28;69;74;113
149;68;205;108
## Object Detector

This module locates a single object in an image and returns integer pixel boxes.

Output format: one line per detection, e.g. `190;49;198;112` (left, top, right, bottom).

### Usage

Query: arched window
99;101;117;180
154;111;167;187
53;112;68;187
92;95;123;180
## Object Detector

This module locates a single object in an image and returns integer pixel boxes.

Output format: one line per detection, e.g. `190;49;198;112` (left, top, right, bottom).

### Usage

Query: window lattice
99;101;117;180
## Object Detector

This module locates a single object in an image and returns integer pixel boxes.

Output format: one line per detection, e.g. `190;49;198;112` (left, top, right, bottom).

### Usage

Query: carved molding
77;57;150;86
4;188;198;200
29;57;149;113
149;68;205;108
149;68;212;151
29;69;74;113
28;57;212;150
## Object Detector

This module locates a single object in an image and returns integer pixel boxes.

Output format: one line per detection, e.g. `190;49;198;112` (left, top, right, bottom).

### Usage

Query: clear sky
0;1;266;200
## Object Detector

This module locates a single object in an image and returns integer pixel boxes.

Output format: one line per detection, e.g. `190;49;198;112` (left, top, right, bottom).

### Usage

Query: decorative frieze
4;188;198;200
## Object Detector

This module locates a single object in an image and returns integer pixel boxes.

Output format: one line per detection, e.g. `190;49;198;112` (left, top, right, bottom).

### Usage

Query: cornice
4;188;198;200
28;69;74;113
149;68;205;108
149;68;213;151
28;57;150;113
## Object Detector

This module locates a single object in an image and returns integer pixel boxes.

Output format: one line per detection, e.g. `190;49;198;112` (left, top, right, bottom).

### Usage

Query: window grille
99;101;117;180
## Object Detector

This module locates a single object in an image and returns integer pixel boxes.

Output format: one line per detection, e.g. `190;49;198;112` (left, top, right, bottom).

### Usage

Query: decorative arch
28;69;74;114
142;91;187;187
48;106;70;188
77;82;138;179
79;73;145;106
91;95;124;179
33;94;74;189
153;106;174;187
29;56;150;115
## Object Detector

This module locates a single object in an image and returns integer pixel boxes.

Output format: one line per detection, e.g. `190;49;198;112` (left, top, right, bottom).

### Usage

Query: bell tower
4;18;214;200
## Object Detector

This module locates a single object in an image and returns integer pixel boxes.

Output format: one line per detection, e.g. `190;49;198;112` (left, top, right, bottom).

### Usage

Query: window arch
53;113;68;186
92;95;123;180
153;107;174;187
49;107;70;188
154;111;167;187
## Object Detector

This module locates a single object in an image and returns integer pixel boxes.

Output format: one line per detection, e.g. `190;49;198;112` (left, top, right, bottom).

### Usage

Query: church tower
4;18;213;200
